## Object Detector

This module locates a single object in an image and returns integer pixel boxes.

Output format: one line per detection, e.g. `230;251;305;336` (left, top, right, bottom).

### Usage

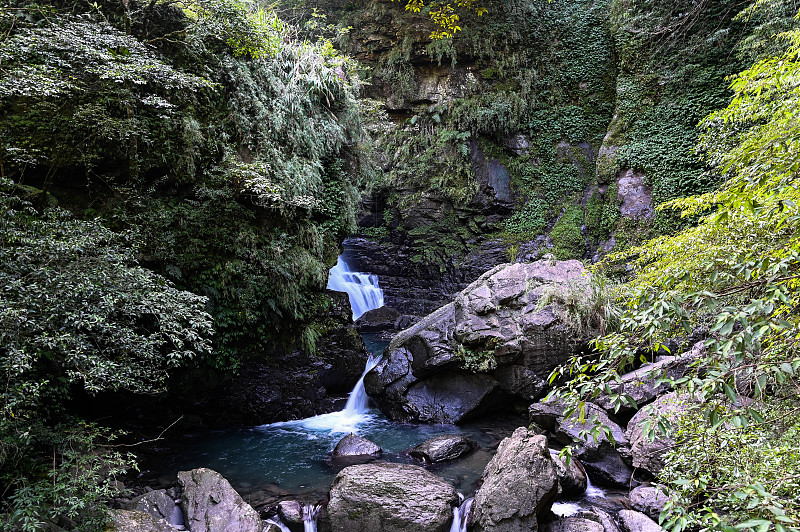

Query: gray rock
178;468;261;532
630;486;670;520
277;500;303;527
126;489;176;522
627;393;696;476
109;509;176;531
618;510;664;532
332;433;382;457
541;517;604;532
410;434;478;463
617;170;653;219
356;306;401;331
530;399;634;489
327;462;458;532
549;450;587;497
472;428;559;532
593;342;704;414
365;260;590;423
589;507;623;532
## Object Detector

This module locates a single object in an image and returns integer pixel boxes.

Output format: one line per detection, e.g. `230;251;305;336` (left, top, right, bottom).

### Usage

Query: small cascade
342;354;382;416
265;518;291;532
327;256;384;320
585;475;606;499
303;504;321;532
449;497;474;532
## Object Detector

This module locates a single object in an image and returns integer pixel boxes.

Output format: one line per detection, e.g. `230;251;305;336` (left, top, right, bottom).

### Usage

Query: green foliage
0;181;212;528
548;9;800;530
549;205;585;260
456;343;497;372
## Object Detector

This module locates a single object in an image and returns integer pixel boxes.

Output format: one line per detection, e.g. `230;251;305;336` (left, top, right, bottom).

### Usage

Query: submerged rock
410;434;477;463
109;509;176;532
365;260;591;424
327;462;458;532
178;468;261;532
332;433;382;457
472;428;559;532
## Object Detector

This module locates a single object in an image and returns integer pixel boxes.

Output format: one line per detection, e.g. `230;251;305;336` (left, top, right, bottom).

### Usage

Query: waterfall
265;518;291;532
585;475;606;498
327;256;384;320
449;497;473;532
303;504;321;532
342;354;382;416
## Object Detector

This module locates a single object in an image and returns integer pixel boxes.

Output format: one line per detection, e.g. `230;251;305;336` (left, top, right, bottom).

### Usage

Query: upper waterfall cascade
327;256;384;320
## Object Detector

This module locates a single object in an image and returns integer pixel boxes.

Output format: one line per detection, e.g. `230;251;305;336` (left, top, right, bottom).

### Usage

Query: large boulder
365;260;591;423
177;468;262;532
332;433;382;457
472;428;559;532
627;393;696;476
410;434;477;463
327;462;458;532
109;509;176;532
529;400;634;489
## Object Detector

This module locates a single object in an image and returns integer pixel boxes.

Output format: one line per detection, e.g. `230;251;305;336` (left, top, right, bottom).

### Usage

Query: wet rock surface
365;260;591;423
327;462;458;532
410;434;478;463
178;468;262;532
332;433;383;457
472;428;559;532
125;489;177;523
356;306;402;332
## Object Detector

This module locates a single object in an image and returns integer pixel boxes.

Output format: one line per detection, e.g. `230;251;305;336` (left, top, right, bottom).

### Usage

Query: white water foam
551;501;583;517
327;256;384;320
449;497;474;532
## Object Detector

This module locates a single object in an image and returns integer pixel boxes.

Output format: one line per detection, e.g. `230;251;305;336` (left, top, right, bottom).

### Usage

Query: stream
142;255;623;524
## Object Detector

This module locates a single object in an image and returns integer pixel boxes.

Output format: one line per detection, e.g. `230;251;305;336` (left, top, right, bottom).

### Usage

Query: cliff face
302;0;749;314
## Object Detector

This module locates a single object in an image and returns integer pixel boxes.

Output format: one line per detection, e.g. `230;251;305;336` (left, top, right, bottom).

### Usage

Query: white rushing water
303;504;321;532
297;353;381;433
449;497;474;532
327;256;384;320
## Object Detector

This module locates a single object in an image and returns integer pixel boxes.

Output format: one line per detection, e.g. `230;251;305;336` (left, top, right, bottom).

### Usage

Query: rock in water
472;428;559;531
332;433;382;457
618;510;665;532
365;260;591;424
327;462;458;532
410;434;478;463
355;306;401;331
178;468;262;532
108;509;177;532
